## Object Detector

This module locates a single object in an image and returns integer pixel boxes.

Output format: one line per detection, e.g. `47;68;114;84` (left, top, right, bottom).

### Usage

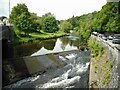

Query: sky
0;0;107;20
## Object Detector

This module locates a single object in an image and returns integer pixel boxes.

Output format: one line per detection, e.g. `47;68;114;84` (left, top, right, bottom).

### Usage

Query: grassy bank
88;36;113;88
13;29;68;44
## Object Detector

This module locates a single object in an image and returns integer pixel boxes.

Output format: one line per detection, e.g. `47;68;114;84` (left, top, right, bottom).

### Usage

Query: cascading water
4;50;90;89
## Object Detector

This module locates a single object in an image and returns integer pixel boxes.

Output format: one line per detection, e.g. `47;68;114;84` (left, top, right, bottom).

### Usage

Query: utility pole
9;0;10;19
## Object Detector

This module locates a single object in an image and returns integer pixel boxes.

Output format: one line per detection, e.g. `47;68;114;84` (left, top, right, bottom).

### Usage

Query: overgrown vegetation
9;4;67;43
68;2;120;41
88;37;105;57
13;30;66;43
8;2;119;43
88;36;113;87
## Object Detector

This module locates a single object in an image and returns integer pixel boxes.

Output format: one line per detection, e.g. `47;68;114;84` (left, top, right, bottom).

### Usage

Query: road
92;35;120;51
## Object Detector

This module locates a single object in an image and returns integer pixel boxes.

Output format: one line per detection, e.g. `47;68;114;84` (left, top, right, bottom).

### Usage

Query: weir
3;50;90;89
1;24;90;89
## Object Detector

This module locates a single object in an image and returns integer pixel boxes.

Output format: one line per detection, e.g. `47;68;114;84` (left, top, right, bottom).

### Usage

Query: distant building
3;18;11;26
0;20;4;26
0;18;14;41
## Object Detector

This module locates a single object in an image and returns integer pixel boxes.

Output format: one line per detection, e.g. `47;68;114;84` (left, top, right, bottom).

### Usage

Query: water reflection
60;35;81;50
14;42;42;57
41;39;57;50
14;35;87;57
60;36;69;46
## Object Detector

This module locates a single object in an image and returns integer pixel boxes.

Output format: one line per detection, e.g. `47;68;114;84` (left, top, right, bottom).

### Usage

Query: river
13;33;86;57
4;34;90;89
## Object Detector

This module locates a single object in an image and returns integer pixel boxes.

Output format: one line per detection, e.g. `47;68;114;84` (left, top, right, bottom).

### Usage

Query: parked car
108;35;114;40
92;32;98;36
102;35;107;41
112;36;120;44
98;34;103;38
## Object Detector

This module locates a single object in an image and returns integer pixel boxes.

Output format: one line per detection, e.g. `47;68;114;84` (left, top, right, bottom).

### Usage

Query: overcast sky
0;0;107;20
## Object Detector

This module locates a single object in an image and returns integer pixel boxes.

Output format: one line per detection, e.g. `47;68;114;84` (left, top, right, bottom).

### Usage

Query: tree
68;16;80;30
10;3;35;35
10;4;30;24
30;13;42;32
75;2;120;39
41;13;59;33
60;20;72;33
15;13;32;35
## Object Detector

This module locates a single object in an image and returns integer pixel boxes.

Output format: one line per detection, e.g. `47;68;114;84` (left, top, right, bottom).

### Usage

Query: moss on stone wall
88;36;113;87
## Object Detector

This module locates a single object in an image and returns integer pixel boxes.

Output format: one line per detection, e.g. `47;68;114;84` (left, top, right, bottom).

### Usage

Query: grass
13;29;67;44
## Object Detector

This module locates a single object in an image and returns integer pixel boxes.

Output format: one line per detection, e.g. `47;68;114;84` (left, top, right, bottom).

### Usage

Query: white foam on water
40;76;80;88
36;53;90;89
5;75;40;88
49;69;71;83
5;51;90;89
59;55;67;61
65;53;77;60
31;75;40;82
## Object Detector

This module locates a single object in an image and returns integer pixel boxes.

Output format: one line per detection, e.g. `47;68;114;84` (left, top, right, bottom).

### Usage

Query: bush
88;36;105;57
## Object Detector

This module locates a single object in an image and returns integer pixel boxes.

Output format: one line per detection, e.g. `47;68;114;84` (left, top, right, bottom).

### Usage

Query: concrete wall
105;42;120;88
92;35;120;89
2;53;65;87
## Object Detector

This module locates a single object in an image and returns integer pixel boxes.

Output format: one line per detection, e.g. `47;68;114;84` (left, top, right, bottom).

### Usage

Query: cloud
9;0;107;20
0;0;9;17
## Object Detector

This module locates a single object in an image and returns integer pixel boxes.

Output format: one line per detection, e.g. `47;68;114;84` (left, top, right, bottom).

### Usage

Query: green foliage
95;2;119;33
102;59;113;86
41;13;59;33
10;4;30;24
67;2;120;41
88;37;105;57
30;13;42;31
103;70;111;86
15;13;32;35
68;16;80;29
10;2;120;43
10;4;36;35
35;17;42;31
88;37;113;87
10;4;60;38
60;20;72;33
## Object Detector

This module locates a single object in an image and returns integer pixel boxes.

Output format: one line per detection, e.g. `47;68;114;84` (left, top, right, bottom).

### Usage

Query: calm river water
14;34;86;57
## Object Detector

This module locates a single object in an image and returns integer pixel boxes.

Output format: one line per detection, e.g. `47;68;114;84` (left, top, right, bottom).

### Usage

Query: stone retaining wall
91;35;120;89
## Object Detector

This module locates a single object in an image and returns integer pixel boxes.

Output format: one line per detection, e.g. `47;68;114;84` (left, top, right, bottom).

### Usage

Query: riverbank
13;31;68;44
